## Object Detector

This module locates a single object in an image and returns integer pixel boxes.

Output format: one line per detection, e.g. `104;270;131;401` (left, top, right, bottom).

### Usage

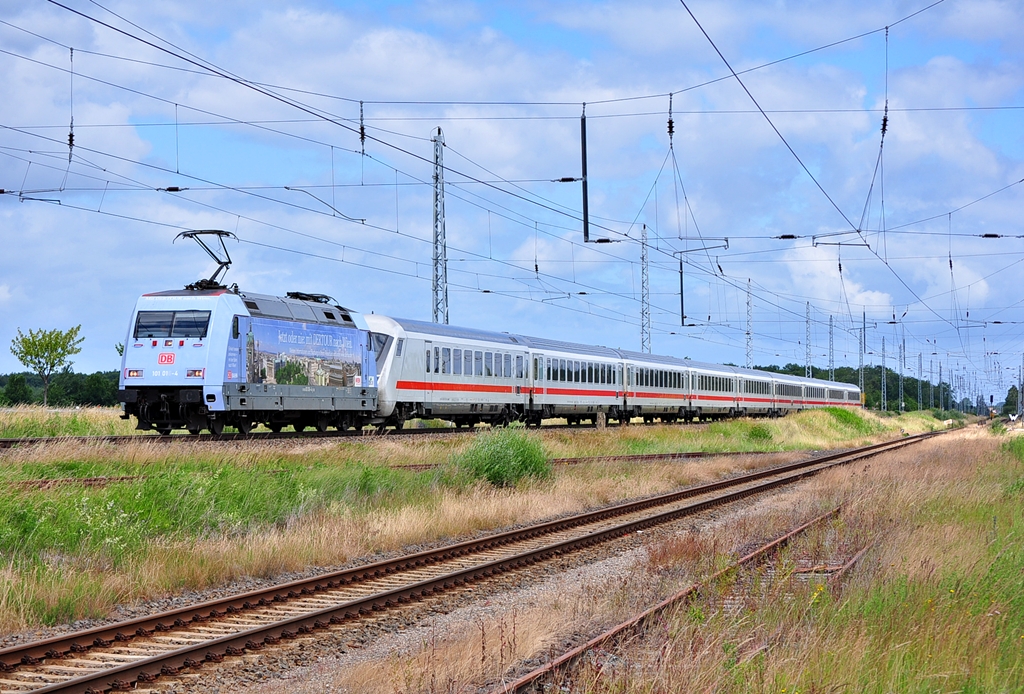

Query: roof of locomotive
141;289;363;329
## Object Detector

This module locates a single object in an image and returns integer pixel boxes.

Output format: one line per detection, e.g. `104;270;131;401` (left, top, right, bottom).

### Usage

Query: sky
1;0;1023;403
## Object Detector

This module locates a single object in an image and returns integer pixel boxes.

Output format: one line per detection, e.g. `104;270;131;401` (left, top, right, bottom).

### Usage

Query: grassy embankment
303;427;1020;694
0;407;948;632
0;406;139;438
564;428;1024;693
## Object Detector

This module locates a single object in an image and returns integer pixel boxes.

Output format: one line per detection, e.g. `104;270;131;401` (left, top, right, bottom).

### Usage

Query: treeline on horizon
0;363;1002;412
0;371;119;407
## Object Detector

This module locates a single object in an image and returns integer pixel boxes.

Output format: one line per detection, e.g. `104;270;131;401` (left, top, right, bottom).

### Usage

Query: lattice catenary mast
640;224;651;353
898;339;905;412
805;302;812;378
918;353;923;410
745;279;753;369
881;337;887;411
431;127;449;324
859;311;865;394
828;315;834;382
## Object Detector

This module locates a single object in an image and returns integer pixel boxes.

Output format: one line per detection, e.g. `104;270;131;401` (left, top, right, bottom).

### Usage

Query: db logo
158;353;176;365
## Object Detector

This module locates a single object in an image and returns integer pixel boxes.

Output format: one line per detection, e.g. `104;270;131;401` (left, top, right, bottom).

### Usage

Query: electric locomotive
118;231;378;434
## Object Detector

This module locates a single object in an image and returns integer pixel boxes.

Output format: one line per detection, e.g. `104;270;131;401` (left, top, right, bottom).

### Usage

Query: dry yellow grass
0;405;139;438
244;428;1015;694
0;408;952;634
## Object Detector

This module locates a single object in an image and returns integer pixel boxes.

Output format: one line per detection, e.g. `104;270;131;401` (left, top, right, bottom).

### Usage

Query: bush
747;424;772;442
4;374;33;405
452;426;550;487
823;407;874;434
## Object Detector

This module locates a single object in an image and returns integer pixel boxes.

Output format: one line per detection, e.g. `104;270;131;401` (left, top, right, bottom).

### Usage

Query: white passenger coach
364;315;861;429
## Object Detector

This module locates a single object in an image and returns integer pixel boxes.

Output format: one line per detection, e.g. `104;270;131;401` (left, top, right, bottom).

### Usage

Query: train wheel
238;419;252;436
187;426;201;436
209;418;224;436
268;423;283;433
316;416;330;433
294;424;307;433
156;426;171;436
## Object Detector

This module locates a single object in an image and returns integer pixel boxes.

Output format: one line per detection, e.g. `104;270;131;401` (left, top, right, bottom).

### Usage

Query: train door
531;352;544;411
424;340;434;412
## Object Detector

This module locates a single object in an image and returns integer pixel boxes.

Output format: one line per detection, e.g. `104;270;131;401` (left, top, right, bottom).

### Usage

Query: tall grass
0;407;924;631
0;406;138;438
563;432;1024;692
451;425;550;486
251;428;1016;694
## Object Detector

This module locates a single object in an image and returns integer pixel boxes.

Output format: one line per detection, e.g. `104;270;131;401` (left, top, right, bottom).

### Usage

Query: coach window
434;346;441;374
425;349;431;373
546;358;552;380
453;349;463;375
484;352;493;377
395;339;404;357
474;351;483;376
557;359;564;381
516;355;524;379
464;350;472;377
441;348;451;375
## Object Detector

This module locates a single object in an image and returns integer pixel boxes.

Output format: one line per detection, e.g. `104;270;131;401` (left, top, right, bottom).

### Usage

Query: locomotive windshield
134;310;211;338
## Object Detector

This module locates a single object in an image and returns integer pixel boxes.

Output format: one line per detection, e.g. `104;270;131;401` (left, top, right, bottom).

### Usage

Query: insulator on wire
667;93;675;142
359;100;365;155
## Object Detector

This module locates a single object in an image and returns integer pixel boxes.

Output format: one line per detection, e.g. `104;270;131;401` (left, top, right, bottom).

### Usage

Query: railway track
6;448;794;486
0;425;468;450
0;432;937;693
0;420;714;450
488;507;861;694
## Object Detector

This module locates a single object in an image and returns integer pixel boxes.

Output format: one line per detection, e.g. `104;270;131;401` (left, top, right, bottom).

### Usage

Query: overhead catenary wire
6;0;1015;382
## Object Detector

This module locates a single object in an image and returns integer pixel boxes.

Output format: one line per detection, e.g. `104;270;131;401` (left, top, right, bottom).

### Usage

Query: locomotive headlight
125;369;144;378
186;369;205;378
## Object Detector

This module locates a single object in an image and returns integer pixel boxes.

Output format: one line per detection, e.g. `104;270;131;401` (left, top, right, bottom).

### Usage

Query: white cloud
0;0;1021;387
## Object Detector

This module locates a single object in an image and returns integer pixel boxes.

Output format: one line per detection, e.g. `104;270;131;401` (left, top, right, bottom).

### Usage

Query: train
118;285;862;434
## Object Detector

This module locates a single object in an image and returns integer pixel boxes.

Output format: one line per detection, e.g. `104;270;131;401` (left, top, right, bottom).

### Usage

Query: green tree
1003;385;1019;416
4;374;33;404
10;326;84;406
